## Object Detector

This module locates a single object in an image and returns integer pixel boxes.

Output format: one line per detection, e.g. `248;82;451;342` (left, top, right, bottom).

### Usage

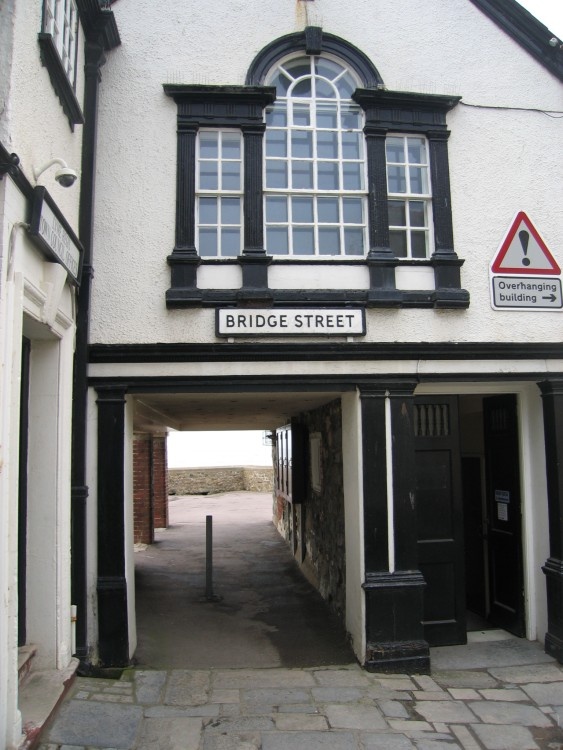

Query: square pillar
360;382;429;673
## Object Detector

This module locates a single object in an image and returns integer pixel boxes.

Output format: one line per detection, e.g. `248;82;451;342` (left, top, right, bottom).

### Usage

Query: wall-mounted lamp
33;158;78;188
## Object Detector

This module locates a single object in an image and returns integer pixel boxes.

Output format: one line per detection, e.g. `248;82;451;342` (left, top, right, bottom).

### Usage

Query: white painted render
90;0;562;346
341;391;366;662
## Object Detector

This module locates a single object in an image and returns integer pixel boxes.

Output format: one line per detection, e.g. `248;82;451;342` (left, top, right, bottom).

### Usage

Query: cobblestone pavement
39;657;563;750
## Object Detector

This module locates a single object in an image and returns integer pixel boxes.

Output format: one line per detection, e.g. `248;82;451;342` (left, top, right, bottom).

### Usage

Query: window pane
386;137;404;163
387;165;406;193
266;106;287;127
293;227;315;255
344;228;364;255
221;228;240;256
409;200;426;227
199;163;218;190
390;230;407;257
269;71;291;96
342;132;361;160
343;198;363;224
411;232;427;258
316;104;337;129
407;137;426;164
318;161;339;190
315;79;335;98
388;200;406;226
409;166;428;194
284;58;310;79
222;162;240;190
292;103;310;126
317;131;338;158
266;160;288;188
343;162;363;190
336;74;355;98
266;196;288;222
318;197;339;223
221;198;240;225
292;196;314;223
292;78;312;97
266;130;287;157
292;130;313;158
199;132;218;159
319;227;341;255
199;197;217;224
267;227;289;254
341;107;360;129
315;58;345;79
199;228;217;256
222;133;241;159
292;161;313;189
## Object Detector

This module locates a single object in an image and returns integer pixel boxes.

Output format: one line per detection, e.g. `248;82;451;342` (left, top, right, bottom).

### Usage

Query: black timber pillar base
363;572;429;674
237;253;273;303
96;386;130;668
539;379;563;665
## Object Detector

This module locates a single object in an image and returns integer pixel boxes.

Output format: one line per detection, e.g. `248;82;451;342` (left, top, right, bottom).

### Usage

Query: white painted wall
341;391;366;662
90;0;562;345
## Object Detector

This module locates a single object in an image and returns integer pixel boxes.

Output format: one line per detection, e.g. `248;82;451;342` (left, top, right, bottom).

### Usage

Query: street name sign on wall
217;308;365;336
28;187;83;284
490;212;562;311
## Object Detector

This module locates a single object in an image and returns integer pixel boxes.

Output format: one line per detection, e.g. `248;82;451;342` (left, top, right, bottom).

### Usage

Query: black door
415;397;466;646
483;395;525;636
18;337;31;646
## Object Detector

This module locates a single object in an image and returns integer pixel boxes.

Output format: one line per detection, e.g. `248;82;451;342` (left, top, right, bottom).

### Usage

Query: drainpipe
71;8;120;667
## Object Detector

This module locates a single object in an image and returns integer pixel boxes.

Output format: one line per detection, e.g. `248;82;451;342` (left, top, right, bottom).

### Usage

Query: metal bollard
205;515;214;600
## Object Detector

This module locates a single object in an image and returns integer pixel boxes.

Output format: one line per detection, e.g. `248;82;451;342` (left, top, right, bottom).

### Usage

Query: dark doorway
18;337;31;647
416;393;526;647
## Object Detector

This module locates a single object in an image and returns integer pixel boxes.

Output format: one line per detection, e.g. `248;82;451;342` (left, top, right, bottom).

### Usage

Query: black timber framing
539;379;563;663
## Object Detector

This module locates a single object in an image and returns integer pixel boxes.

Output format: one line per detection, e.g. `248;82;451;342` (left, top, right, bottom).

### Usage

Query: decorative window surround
39;0;83;127
164;30;469;310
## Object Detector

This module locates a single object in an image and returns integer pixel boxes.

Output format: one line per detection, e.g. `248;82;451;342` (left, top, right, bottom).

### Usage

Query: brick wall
133;433;169;544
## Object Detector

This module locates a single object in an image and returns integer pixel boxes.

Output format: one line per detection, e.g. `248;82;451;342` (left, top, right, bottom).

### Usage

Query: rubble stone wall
168;466;274;495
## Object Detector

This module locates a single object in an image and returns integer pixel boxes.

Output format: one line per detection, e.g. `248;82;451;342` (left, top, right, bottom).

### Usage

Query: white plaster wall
7;0;84;227
341;391;365;662
90;0;562;346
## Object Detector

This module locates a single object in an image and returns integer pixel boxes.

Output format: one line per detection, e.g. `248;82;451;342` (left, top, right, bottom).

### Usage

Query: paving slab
521;681;563;705
471;722;540;749
42;700;143;749
361;735;416;749
135;717;202;750
325;703;387;730
414;700;477;724
468;700;554;727
488;663;563;684
261;731;358;749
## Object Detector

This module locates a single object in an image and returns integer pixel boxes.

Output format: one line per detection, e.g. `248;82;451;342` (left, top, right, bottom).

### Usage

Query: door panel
483;395;525;636
415;397;466;646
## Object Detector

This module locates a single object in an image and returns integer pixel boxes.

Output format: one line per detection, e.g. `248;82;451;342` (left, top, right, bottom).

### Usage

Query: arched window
263;55;367;257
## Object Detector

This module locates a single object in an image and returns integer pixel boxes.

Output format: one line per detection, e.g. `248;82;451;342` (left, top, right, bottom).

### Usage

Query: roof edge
469;0;563;82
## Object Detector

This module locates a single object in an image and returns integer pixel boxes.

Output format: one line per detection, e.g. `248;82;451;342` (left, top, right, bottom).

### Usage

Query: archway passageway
134;490;355;669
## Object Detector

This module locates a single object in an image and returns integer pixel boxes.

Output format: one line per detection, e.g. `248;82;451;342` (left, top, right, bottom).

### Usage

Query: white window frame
264;54;368;258
386;134;434;260
42;0;79;88
195;129;244;258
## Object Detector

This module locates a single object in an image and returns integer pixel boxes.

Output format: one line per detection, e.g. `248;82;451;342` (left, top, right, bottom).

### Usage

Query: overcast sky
517;0;563;35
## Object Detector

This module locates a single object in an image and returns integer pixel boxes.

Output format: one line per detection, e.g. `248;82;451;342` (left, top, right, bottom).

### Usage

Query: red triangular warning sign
491;212;561;276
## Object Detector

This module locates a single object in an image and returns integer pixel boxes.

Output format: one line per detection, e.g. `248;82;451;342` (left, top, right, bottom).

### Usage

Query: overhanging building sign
217;308;365;336
28;187;83;284
490;211;562;312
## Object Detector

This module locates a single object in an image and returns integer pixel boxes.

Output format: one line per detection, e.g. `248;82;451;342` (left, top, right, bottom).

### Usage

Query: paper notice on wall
497;502;508;522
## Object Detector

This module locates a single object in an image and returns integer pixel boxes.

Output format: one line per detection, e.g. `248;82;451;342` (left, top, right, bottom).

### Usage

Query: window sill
38;33;84;128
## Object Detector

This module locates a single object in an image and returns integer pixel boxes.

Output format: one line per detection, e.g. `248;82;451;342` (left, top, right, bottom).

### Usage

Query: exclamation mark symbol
519;230;531;266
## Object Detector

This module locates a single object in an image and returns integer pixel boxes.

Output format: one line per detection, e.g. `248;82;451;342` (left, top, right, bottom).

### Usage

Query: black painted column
166;122;202;304
539;379;563;663
428;131;468;308
361;382;429;673
96;386;129;667
239;124;272;301
363;128;401;306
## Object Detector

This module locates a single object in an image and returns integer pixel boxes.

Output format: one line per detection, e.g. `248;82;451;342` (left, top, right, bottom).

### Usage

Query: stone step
18;657;79;750
18;645;37;686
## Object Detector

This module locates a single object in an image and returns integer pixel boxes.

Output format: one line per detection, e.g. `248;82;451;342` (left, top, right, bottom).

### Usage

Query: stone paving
38;659;563;750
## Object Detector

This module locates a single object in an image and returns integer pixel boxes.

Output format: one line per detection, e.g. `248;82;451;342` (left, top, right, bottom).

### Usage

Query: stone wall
168;466;274;495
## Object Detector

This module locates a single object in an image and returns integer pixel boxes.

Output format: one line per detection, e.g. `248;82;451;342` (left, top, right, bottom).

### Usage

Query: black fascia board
76;0;121;50
469;0;563;82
